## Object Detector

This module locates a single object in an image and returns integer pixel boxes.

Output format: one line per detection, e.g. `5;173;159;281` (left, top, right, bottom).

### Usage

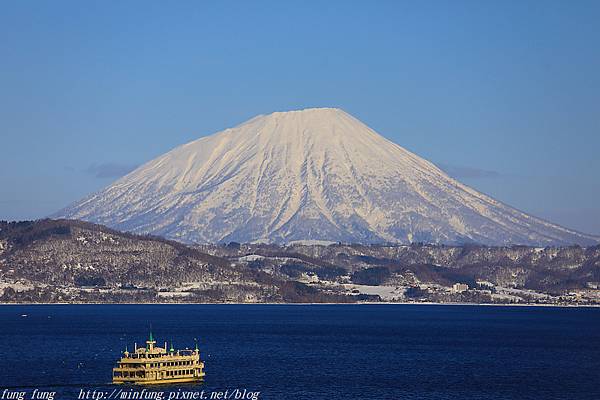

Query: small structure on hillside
452;283;469;293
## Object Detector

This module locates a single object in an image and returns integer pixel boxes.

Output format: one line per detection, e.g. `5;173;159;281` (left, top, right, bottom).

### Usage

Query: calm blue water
0;305;599;400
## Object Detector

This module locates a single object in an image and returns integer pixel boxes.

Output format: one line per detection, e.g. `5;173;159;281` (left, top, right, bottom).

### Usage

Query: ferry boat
113;332;205;385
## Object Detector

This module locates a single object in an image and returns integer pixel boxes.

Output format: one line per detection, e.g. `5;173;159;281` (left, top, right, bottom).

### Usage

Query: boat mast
146;331;156;352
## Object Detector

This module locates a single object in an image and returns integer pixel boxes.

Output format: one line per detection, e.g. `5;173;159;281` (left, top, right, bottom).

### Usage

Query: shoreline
1;301;599;308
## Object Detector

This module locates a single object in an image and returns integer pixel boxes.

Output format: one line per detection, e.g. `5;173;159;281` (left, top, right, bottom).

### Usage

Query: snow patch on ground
342;284;405;301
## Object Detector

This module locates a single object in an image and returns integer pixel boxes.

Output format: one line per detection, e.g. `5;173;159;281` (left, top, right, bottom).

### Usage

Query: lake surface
0;304;599;400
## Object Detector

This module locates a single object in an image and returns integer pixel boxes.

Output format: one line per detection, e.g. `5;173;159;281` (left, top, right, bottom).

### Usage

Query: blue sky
1;0;599;234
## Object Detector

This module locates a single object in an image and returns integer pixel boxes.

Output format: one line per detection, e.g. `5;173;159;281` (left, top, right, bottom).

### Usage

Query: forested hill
1;219;598;304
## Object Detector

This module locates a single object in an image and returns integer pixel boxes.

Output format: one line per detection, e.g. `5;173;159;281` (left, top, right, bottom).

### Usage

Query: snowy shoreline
1;302;599;308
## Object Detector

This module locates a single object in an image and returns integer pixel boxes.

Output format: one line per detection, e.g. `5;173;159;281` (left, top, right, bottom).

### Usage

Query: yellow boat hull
113;375;205;385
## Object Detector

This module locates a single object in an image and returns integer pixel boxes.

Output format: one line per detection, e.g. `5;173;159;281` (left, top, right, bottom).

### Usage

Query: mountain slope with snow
55;108;599;246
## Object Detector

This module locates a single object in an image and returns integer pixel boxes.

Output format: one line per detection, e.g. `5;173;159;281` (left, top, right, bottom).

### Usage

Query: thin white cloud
85;163;138;179
437;163;501;179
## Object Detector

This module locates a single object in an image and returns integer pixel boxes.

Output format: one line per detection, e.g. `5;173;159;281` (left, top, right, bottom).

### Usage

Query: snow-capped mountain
55;108;599;246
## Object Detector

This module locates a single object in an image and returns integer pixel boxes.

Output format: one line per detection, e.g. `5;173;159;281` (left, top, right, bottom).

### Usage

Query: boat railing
121;350;198;359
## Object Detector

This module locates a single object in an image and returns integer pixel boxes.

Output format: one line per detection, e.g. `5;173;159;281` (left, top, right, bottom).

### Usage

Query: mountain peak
226;107;370;143
55;110;600;246
269;107;344;115
260;107;349;126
